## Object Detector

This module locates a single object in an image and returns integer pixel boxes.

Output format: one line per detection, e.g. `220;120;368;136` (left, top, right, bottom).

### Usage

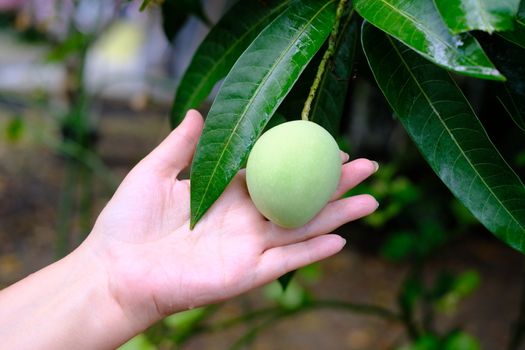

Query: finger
257;234;346;284
144;109;204;176
266;194;378;248
331;158;378;200
340;151;349;163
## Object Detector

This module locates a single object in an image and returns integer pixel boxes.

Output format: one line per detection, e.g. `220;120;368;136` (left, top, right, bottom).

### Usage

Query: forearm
0;244;135;349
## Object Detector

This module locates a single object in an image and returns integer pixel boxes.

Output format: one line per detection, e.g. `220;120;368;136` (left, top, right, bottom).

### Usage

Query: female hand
0;109;378;349
85;109;379;333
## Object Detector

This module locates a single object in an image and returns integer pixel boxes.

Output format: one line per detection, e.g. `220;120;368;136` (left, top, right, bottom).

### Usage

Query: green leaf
5;115;24;142
483;35;525;131
275;11;358;136
139;0;152;12
309;11;359;135
499;1;525;49
170;0;293;127
362;23;525;252
498;87;525;132
278;271;296;291
434;0;521;34
443;331;481;350
397;335;440;350
46;31;90;63
381;231;415;261
354;0;505;81
190;0;336;227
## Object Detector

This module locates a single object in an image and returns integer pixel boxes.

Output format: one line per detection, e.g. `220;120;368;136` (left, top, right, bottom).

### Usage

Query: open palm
83;110;378;330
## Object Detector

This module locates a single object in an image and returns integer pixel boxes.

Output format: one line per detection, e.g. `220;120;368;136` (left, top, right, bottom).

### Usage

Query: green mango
246;120;341;228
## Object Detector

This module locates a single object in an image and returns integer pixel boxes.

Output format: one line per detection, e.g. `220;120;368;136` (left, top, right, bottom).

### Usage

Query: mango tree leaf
277;11;359;136
483;35;525;131
170;0;293;127
498;88;525;132
434;0;520;34
190;0;337;227
499;1;525;49
443;331;481;350
139;0;152;11
354;0;505;81
362;23;525;252
274;50;323;124
279;8;357;289
278;271;296;291
310;11;359;135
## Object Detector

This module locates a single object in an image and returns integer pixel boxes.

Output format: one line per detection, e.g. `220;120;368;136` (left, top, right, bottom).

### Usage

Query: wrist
0;239;138;349
70;240;141;348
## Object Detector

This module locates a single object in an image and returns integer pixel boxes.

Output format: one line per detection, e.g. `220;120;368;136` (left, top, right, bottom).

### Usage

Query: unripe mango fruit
246;120;341;228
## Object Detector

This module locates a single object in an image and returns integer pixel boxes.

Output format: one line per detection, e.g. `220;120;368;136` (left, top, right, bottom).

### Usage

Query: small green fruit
246;120;341;228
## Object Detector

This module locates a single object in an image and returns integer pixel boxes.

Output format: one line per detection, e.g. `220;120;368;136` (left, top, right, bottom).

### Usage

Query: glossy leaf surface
354;0;505;81
309;12;359;135
498;87;525;132
170;0;293;127
500;1;525;49
484;34;525;131
277;11;359;136
434;0;520;34
190;0;336;227
362;23;525;252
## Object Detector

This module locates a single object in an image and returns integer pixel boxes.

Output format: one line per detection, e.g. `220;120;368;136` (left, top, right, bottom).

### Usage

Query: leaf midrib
193;1;335;223
178;0;291;115
386;35;525;234
371;0;485;68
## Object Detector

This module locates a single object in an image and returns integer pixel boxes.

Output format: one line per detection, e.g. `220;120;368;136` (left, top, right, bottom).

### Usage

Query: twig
201;299;399;335
301;0;349;121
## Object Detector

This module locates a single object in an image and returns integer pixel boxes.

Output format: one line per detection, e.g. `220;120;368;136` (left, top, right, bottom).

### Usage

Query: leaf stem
301;0;349;121
199;299;399;335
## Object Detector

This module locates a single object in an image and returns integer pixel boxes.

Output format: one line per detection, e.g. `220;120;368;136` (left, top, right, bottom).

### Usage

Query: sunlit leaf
362;23;525;252
190;0;336;227
434;0;520;34
354;0;505;81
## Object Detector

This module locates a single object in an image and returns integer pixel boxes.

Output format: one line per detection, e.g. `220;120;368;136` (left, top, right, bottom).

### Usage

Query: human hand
82;109;379;335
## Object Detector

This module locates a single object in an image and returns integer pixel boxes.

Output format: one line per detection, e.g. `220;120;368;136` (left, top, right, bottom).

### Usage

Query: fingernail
344;152;350;162
374;199;380;209
371;161;379;173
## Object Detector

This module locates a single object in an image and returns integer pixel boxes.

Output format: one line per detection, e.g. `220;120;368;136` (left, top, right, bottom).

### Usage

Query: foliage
171;0;525;256
2;0;525;348
162;0;525;345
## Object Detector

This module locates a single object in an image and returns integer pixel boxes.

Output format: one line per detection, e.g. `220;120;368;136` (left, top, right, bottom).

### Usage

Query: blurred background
1;1;525;349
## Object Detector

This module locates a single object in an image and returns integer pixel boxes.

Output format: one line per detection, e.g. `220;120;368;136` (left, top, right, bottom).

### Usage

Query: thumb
145;109;204;176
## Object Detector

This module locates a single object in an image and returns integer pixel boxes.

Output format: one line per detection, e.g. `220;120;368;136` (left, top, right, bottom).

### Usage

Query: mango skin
246;120;341;228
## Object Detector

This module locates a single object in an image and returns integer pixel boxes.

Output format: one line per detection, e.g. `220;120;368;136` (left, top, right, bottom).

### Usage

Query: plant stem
301;0;348;121
228;313;280;350
225;299;399;350
201;299;399;335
